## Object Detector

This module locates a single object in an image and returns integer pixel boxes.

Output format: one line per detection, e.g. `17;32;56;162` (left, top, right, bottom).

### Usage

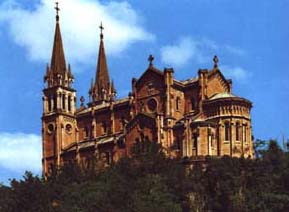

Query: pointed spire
50;2;66;75
44;2;73;89
96;22;109;90
90;22;115;103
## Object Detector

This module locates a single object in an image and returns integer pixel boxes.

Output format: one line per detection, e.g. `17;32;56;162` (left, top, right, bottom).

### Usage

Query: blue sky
0;0;288;184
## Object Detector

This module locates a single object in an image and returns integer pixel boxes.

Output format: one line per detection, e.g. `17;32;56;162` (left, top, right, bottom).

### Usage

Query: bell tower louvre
42;3;254;176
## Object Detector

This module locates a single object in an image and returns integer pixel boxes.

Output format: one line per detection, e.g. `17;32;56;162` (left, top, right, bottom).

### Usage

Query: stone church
42;7;254;175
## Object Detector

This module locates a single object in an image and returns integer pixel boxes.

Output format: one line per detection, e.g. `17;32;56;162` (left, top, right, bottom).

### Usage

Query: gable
135;67;165;98
207;69;231;98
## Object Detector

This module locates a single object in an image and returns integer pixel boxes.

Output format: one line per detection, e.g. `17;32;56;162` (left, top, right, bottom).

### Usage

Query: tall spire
50;2;66;75
44;2;73;88
90;22;115;103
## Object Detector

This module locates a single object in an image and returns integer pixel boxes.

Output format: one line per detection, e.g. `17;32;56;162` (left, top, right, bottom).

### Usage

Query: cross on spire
148;54;154;66
55;2;60;22
99;22;104;39
80;96;85;107
213;55;219;68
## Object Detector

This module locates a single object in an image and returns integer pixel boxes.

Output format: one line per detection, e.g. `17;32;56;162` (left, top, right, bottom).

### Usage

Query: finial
111;80;116;94
55;2;60;22
148;54;154;66
80;96;85;107
213;55;219;68
99;22;104;39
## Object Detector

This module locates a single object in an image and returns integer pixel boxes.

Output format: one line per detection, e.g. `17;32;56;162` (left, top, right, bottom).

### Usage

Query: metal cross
80;96;85;106
55;2;60;21
99;22;104;39
55;2;60;15
213;55;219;68
99;22;104;32
148;54;154;66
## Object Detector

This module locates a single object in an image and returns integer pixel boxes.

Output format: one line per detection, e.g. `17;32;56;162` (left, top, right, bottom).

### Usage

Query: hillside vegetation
1;140;289;212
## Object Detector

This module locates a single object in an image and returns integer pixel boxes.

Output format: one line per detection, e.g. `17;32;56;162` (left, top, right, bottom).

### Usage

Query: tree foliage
1;139;289;211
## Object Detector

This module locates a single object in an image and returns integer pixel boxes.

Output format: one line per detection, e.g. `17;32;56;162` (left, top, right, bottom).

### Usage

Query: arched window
174;138;181;150
243;124;247;143
121;117;125;130
68;96;71;111
48;97;52;112
91;125;95;138
62;94;66;110
236;122;241;141
102;122;107;134
224;122;230;141
53;95;57;110
192;134;198;156
147;98;157;112
191;98;195;110
176;97;181;111
193;135;198;149
85;126;89;138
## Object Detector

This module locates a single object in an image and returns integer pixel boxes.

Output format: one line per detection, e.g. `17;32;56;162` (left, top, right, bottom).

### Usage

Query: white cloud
160;37;206;67
219;65;251;81
160;37;246;68
0;132;42;174
0;0;154;65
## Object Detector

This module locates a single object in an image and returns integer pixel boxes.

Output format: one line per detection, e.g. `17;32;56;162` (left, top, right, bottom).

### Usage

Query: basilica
42;6;254;175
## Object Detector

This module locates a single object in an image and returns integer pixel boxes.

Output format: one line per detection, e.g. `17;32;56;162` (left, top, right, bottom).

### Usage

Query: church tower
89;23;116;105
42;3;77;175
